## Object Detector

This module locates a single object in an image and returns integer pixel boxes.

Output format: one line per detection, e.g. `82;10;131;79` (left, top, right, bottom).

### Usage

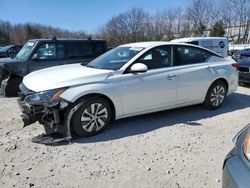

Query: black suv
0;37;108;96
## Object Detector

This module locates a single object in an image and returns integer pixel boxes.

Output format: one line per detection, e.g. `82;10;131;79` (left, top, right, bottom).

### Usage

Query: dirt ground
0;86;250;188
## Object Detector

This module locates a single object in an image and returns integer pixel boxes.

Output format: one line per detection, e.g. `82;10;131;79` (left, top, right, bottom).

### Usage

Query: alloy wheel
210;85;226;107
80;103;108;132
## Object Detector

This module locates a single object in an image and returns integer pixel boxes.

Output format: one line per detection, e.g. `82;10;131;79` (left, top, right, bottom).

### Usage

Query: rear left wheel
203;81;227;110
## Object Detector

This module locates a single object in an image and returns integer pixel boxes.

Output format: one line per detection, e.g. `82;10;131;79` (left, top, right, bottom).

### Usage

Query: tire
71;97;112;137
203;80;227;110
4;77;22;97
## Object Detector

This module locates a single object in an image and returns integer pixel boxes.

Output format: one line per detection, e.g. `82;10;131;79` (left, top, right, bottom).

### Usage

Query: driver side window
34;43;64;60
137;45;171;70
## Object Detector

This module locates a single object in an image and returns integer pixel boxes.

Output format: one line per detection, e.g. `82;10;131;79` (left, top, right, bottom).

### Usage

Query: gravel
0;86;250;188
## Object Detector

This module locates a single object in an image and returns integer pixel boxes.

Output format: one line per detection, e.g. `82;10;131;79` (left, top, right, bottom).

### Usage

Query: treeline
99;0;250;47
0;0;249;47
0;20;87;45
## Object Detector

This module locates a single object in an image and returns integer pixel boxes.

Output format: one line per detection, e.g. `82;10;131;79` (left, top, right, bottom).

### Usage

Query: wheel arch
212;78;229;94
75;93;116;121
203;77;229;109
203;77;229;103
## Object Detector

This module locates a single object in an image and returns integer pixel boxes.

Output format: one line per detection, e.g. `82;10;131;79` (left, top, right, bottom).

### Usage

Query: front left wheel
71;97;112;137
4;77;22;97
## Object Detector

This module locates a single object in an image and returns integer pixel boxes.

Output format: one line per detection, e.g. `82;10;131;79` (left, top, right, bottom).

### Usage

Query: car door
120;45;178;115
173;45;215;104
28;42;65;73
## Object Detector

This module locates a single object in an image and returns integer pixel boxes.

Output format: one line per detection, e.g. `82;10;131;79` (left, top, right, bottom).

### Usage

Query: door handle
167;75;176;80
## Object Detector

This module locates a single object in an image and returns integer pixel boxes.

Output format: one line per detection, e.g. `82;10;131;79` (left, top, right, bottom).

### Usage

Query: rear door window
65;42;92;58
202;50;213;62
173;45;203;66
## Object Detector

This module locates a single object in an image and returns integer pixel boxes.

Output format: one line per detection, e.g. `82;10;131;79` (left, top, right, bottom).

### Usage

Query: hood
0;52;8;58
0;57;21;64
23;64;113;92
0;57;22;68
239;58;250;67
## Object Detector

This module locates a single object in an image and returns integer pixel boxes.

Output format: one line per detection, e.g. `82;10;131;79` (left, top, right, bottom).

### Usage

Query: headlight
25;88;67;105
243;128;250;161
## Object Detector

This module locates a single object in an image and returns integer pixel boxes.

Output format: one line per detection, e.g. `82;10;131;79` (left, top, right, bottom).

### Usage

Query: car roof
120;41;198;48
171;37;228;42
119;41;203;48
120;41;169;48
28;38;106;42
119;41;223;57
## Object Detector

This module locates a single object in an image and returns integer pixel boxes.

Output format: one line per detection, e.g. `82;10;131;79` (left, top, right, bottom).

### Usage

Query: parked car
18;42;238;144
0;37;108;96
0;45;23;58
232;50;241;61
237;57;250;85
232;48;250;62
222;124;250;188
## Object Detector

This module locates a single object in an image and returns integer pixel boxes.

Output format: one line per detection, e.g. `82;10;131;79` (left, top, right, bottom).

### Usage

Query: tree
0;20;89;44
25;24;42;40
219;0;250;43
210;21;225;37
186;0;214;36
147;8;182;41
100;8;150;46
194;23;206;36
0;29;10;45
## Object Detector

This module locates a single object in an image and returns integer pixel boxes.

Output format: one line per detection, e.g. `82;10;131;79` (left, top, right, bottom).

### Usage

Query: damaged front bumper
18;86;74;144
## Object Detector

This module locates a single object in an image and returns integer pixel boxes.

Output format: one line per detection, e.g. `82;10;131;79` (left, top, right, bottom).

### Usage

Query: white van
171;37;228;57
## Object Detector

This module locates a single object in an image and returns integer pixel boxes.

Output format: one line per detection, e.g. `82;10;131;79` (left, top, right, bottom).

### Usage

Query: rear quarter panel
209;57;238;95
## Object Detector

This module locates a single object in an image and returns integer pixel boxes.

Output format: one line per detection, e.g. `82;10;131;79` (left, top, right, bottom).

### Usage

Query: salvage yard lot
0;86;250;188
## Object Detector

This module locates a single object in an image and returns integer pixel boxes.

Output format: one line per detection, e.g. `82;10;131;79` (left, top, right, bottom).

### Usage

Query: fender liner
65;102;85;140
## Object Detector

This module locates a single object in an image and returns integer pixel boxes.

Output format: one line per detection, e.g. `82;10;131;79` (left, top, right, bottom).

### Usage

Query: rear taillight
232;63;240;69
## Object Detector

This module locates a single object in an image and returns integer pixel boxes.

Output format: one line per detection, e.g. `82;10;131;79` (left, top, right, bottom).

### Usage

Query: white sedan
18;42;238;143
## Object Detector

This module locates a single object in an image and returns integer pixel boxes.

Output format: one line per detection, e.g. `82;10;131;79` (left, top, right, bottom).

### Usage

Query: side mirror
31;53;39;60
129;63;148;73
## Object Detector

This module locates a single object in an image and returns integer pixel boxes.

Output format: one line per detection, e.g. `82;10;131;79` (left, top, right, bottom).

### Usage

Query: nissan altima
18;42;238;144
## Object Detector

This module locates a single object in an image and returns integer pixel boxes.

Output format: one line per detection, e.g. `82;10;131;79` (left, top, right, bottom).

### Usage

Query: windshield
86;47;144;70
16;41;35;60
